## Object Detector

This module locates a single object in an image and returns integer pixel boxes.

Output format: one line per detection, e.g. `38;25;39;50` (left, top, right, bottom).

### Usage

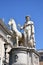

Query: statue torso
24;21;33;32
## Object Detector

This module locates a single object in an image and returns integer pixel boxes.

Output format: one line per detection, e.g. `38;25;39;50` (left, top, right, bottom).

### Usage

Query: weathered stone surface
9;47;39;65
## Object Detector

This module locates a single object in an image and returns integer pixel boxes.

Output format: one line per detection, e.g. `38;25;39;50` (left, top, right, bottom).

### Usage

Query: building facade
0;19;14;65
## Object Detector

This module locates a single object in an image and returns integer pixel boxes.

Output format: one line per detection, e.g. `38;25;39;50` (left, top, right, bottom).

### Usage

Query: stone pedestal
9;47;39;65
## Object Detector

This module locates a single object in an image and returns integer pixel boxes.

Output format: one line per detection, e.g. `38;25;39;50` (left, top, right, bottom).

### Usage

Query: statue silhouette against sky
8;16;35;48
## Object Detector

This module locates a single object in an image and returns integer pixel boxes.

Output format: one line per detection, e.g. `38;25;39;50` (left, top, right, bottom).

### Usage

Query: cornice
0;19;11;34
0;19;15;39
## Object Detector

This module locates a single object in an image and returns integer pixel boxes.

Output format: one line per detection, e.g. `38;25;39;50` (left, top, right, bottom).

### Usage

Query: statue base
9;46;39;65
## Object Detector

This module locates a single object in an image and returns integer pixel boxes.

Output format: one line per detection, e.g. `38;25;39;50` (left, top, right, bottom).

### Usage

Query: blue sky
0;0;43;49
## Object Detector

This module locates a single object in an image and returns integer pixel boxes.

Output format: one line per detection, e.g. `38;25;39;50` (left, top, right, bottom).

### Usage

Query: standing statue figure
21;16;35;48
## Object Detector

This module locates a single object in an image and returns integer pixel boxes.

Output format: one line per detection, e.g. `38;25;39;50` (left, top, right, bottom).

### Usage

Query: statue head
8;19;15;26
25;16;31;22
8;19;17;29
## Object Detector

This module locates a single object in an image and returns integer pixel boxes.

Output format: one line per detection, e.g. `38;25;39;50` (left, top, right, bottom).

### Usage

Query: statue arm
32;22;35;34
20;24;27;29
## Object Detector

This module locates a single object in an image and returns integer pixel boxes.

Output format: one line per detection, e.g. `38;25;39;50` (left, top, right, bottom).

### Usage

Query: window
40;56;43;61
41;56;43;60
0;58;1;65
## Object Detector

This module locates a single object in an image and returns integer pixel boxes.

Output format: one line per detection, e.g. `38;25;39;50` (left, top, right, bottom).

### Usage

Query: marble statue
20;16;35;48
8;19;22;46
8;16;35;48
